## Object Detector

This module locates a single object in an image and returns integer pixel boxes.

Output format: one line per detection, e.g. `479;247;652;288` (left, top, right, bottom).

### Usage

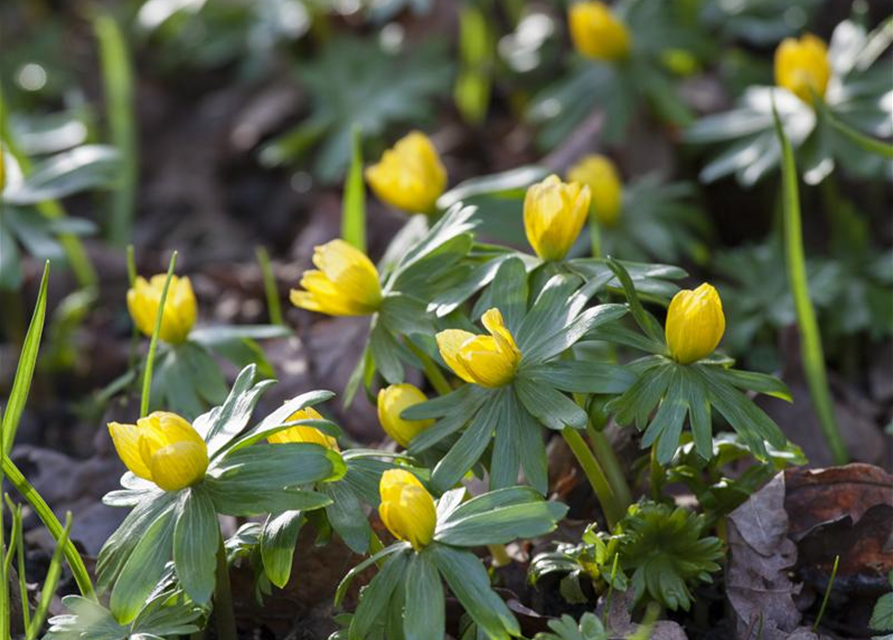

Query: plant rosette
686;19;893;186
335;484;568;640
589;260;792;464
403;257;634;494
97;365;346;624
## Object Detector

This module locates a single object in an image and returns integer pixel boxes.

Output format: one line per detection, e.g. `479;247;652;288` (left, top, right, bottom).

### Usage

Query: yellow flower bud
290;240;382;316
267;406;339;451
127;275;197;344
436;308;522;388
365;131;447;215
665;283;725;365
524;175;591;261
378;469;436;551
774;34;831;104
377;384;434;448
567;155;623;227
108;412;208;492
568;1;632;62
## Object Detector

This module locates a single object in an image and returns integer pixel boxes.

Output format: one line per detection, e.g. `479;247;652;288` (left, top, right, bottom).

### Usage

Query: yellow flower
568;1;631;62
436;308;522;388
365;131;447;215
665;283;725;365
108;412;208;492
377;384;435;448
378;469;436;551
524;175;591;261
290;240;382;316
567;155;623;227
127;274;197;344
267;406;339;451
774;34;831;104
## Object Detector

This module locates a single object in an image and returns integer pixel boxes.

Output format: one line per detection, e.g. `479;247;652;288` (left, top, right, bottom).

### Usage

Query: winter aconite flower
523;175;591;261
568;1;631;62
377;383;434;448
567;155;623;227
436;308;522;388
267;406;339;451
290;240;382;316
665;283;725;364
378;469;436;551
108;412;209;491
774;34;831;104
127;274;197;344
365;131;447;215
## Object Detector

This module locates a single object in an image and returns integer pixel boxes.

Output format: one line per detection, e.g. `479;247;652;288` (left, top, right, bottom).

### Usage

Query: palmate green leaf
260;510;305;588
485;257;528;334
522;361;636;395
172;485;217;604
403;552;444;640
871;592;893;632
534;613;608;640
515;377;588;431
322;480;372;554
2;261;49;454
233;388;336;450
429;544;519;640
2;145;120;204
349;551;410;640
490;389;523;491
434;486;567;546
606;258;665;345
438;165;548;211
404;384;488;452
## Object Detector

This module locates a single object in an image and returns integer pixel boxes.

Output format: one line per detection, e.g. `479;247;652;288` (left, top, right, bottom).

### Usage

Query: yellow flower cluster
127;275;197;344
365;131;447;215
774;34;831;104
436;308;522;388
108;412;208;492
665;283;725;364
568;1;631;62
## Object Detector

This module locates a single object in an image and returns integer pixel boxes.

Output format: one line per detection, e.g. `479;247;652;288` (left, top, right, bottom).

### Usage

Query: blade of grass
2;262;50;455
818;101;893;159
0;458;7;640
94;13;138;247
772;98;848;464
1;458;95;600
341;125;366;251
562;426;622;529
141;252;178;417
813;555;839;632
255;246;284;326
4;497;30;630
26;512;73;640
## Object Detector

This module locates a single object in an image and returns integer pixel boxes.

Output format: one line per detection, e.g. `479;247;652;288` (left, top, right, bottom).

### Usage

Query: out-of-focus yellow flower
436;308;522;388
267;406;339;451
108;412;208;491
290;240;382;316
378;469;436;551
127;274;197;344
774;34;831;104
365;131;447;215
377;383;434;448
568;2;631;62
665;283;725;364
567;155;623;227
524;175;591;261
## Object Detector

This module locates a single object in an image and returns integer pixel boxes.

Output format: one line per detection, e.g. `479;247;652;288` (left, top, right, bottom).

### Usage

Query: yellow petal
568;2;631;62
148;441;209;492
126;274;197;343
366;131;447;214
774;33;830;104
435;329;479;383
567;155;623;227
377;384;434;448
378;469;435;551
108;422;154;481
267;407;339;450
665;283;726;364
523;175;591;261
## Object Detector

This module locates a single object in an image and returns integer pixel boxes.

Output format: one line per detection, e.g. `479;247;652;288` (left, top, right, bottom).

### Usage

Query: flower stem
405;340;453;396
214;537;237;640
586;423;631;511
561;427;622;529
140;252;177;418
255;246;284;326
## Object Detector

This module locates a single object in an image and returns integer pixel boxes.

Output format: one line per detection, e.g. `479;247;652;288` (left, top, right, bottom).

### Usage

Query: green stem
255;246;284;326
0;468;8;640
140;252;177;418
775;108;848;464
561;427;622;529
405;341;453;396
213;537;238;640
0;457;95;600
487;543;511;568
589;212;602;258
586;423;631;510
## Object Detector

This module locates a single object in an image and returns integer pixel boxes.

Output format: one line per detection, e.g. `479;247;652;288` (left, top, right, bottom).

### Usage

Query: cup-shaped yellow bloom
290;240;382;316
378;469;436;551
568;2;632;62
774;34;831;104
665;283;725;365
524;175;591;261
377;384;434;448
567;155;623;227
436;308;522;388
365;131;447;215
108;412;209;492
267;406;339;451
127;274;197;344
